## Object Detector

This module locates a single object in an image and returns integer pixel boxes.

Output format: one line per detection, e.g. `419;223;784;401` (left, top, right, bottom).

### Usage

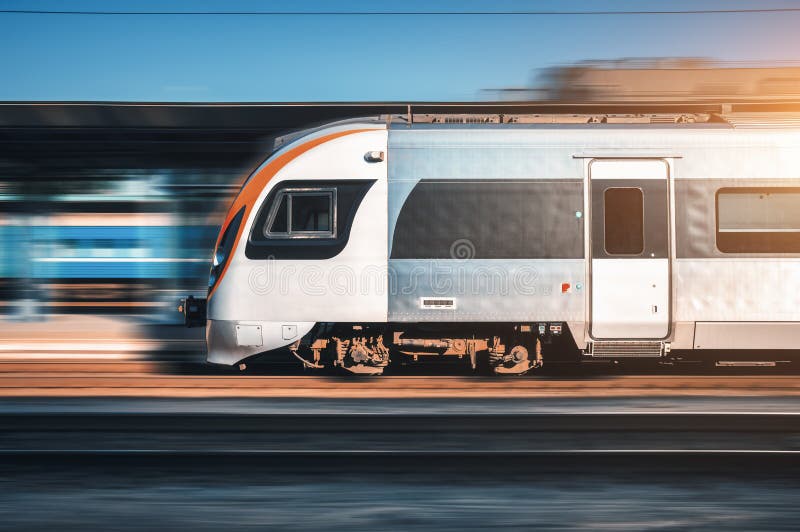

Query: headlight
213;249;226;267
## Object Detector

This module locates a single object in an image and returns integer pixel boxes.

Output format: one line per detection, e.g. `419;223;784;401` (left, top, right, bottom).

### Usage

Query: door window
604;187;644;255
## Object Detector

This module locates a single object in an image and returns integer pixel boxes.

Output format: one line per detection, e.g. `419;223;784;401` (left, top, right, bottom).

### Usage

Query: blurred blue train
0;200;230;322
0;120;274;322
0;103;395;324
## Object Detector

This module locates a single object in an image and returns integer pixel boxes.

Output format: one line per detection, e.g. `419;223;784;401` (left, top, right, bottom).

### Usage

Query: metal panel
389;126;800;182
574;151;684;158
588;159;670;180
235;324;263;347
206;319;315;365
388;259;585;322
694;322;800;350
671;321;696;350
673;258;800;322
591;259;670;338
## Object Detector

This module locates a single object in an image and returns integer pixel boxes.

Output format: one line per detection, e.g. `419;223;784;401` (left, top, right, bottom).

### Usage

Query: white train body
203;116;800;372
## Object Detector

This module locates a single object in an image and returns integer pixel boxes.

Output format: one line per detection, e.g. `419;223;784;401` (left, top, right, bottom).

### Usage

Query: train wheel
334;336;390;376
491;338;543;375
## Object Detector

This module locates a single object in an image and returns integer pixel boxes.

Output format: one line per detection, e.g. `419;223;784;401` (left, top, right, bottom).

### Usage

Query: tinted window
248;180;376;260
604;187;644;255
291;193;331;232
717;187;800;253
263;188;335;239
268;194;288;234
390;180;585;260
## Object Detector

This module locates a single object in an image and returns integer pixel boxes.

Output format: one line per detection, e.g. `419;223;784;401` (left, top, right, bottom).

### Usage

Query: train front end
183;122;389;366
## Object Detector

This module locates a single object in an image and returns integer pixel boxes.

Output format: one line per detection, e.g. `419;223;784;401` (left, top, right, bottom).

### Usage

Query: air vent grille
409;113;712;125
589;341;664;358
719;112;800;128
412;114;502;124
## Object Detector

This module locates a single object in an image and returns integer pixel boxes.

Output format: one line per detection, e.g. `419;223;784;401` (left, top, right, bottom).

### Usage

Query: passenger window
604;187;644;255
264;188;336;239
716;187;800;253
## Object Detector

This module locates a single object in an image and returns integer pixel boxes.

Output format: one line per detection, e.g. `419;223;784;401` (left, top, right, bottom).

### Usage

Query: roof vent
413;114;501;124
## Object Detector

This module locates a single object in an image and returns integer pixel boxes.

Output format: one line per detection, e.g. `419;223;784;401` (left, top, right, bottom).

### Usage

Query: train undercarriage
183;300;799;375
285;322;572;376
279;324;799;375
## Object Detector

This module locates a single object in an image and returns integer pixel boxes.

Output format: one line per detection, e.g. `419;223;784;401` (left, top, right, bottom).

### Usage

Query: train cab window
604;187;644;255
716;187;800;253
248;179;375;260
268;194;289;233
292;193;332;232
264;188;336;239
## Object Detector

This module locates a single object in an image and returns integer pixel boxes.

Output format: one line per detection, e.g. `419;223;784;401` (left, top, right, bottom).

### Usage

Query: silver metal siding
388;259;585;322
387;125;800;326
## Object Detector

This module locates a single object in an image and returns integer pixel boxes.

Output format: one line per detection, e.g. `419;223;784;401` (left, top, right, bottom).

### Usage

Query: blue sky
1;0;799;101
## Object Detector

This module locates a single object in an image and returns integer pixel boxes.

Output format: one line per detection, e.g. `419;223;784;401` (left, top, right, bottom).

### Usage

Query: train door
588;159;670;339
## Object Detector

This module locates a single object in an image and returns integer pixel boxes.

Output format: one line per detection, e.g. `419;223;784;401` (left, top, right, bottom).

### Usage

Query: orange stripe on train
208;128;374;298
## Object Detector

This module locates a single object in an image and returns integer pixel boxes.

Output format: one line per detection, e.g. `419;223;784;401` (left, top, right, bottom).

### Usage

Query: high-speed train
183;112;800;374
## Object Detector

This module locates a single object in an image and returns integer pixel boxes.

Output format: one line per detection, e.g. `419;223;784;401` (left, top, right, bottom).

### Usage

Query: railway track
0;368;799;397
1;397;799;454
3;444;799;531
2;396;798;530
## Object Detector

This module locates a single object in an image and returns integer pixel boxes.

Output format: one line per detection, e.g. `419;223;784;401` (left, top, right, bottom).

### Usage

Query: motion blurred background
0;106;261;324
